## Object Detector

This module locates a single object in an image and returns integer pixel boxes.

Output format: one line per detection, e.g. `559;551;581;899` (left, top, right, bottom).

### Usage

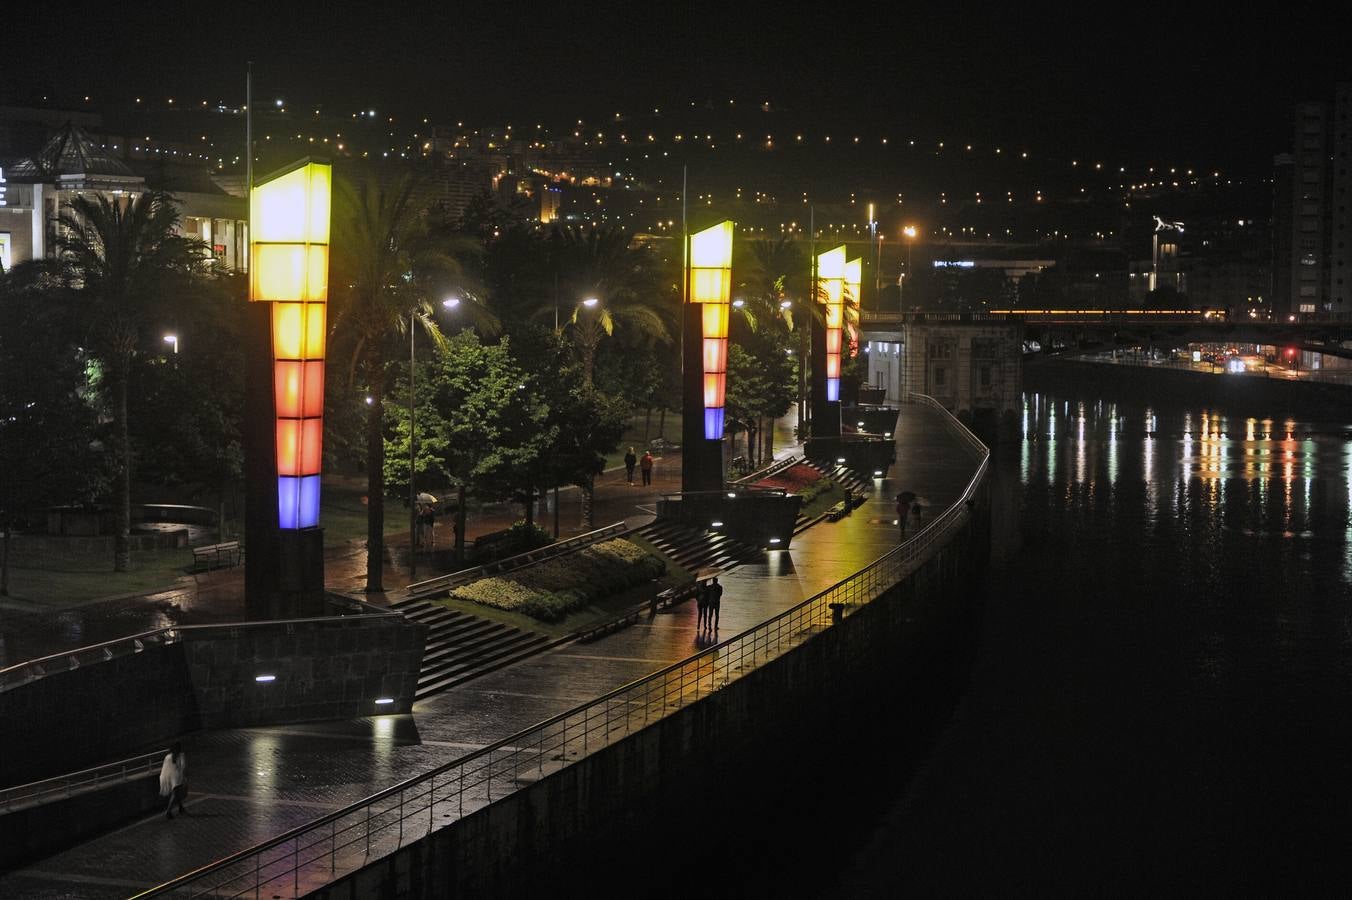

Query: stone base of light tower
242;291;328;620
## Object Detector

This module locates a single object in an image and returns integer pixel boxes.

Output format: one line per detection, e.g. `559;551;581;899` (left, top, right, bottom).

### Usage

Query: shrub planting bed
447;538;666;622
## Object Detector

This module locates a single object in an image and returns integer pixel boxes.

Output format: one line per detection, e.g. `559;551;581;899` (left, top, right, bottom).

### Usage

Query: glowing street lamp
689;220;734;440
163;333;179;354
442;296;461;309
817;246;846;402
250;159;331;531
900;226;918;311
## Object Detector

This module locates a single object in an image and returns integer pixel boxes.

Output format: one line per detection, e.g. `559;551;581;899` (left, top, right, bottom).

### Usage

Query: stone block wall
0;615;425;785
183;616;425;729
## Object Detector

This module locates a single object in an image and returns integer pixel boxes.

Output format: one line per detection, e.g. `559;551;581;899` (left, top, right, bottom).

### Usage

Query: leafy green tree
53;192;209;571
383;332;550;561
330;172;493;591
0;264;107;595
125;282;245;534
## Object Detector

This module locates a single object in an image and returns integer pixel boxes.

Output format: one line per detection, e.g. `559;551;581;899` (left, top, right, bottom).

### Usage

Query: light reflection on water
1017;390;1352;584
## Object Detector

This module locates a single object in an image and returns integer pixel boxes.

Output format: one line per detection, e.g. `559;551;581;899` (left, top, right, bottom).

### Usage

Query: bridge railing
134;394;989;900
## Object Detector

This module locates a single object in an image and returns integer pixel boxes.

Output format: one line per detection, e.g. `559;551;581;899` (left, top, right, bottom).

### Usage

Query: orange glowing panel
274;360;325;418
703;373;726;407
825;330;842;355
703;338;727;373
276;418;323;477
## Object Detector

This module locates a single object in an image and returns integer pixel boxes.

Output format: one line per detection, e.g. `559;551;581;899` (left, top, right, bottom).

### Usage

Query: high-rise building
1332;83;1352;309
1276;86;1352;314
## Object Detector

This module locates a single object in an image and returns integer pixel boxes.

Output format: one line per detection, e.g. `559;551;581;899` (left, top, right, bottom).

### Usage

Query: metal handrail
2;748;166;814
403;521;628;600
0;609;402;693
135;393;988;900
732;454;801;485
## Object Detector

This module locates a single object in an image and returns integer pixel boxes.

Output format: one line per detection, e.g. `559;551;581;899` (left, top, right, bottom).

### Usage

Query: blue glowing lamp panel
826;378;840;402
278;475;321;529
704;407;725;441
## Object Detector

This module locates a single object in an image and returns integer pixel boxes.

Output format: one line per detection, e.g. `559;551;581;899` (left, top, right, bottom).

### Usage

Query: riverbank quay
0;400;982;898
1028;357;1352;419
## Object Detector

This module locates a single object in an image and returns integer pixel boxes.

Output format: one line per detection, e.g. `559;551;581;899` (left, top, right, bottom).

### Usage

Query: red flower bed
755;462;823;493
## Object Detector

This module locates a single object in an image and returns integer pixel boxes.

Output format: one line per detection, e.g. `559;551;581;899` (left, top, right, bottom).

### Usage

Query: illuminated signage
933;260;975;268
688;220;734;440
250;161;331;530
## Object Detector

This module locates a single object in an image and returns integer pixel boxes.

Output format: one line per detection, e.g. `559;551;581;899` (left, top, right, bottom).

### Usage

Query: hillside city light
250;159;332;531
818;246;846;402
688;220;734;440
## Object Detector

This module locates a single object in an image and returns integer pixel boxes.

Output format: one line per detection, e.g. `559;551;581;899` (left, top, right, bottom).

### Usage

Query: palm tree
548;225;672;382
330;173;493;592
54;192;208;571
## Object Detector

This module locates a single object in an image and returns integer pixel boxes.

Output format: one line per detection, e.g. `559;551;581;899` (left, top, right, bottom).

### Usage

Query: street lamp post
408;296;461;579
901;226;917;313
163;334;179;354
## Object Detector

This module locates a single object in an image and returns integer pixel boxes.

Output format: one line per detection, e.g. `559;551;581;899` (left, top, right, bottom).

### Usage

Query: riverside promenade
0;403;980;899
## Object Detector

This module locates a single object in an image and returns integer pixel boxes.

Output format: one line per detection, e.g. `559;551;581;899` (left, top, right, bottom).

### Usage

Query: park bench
192;540;242;572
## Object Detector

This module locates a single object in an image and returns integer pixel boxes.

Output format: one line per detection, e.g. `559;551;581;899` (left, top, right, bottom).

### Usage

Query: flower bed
755;462;823;493
447;538;665;622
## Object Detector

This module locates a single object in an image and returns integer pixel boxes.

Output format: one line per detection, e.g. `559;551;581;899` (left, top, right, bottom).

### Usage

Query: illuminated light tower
245;158;331;616
810;245;847;439
681;220;734;492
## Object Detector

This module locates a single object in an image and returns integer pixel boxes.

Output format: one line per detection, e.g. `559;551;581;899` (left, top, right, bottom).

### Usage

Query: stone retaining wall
0;615;425;785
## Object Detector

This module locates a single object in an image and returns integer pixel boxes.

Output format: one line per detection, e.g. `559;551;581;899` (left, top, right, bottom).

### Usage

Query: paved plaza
0;406;979;898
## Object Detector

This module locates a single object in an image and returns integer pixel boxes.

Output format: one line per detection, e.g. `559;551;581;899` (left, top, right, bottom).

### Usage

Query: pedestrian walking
895;494;910;538
911;502;923;528
696;580;709;630
640;451;654;486
709;577;723;630
624;447;638;485
159;741;188;820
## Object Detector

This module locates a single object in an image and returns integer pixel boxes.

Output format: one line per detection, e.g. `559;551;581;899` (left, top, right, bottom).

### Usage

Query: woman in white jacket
159;741;188;819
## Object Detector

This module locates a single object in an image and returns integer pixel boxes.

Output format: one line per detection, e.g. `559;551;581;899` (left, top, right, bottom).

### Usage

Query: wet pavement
0;406;980;898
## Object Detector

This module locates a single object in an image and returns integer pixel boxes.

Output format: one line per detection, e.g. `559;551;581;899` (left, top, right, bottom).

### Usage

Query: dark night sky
7;2;1349;171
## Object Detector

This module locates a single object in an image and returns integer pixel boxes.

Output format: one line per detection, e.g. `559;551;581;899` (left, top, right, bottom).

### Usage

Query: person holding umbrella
895;491;917;538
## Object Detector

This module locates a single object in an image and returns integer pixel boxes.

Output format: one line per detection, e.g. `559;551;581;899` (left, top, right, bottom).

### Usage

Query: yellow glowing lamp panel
250;162;331;244
818;247;846;280
690;221;734;270
689;221;734;304
844;258;862;308
249;162;332;302
702;302;729;339
272;302;327;360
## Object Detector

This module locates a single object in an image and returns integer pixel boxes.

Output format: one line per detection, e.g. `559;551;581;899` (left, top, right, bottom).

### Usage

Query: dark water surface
835;391;1352;895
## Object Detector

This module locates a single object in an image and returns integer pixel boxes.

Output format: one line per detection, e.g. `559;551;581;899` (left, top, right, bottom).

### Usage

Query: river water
835;388;1352;895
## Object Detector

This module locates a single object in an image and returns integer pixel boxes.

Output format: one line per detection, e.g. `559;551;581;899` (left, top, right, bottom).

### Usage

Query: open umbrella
895;491;918;505
417;492;438;504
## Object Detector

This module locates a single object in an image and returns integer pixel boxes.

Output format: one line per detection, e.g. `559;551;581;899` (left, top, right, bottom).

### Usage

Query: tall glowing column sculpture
810;245;847;440
251;160;331;530
845;255;862;365
681;220;735;492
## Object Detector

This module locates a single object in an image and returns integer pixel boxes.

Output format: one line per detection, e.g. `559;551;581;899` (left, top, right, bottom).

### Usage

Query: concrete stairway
389;599;551;700
635;520;762;575
803;460;873;494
